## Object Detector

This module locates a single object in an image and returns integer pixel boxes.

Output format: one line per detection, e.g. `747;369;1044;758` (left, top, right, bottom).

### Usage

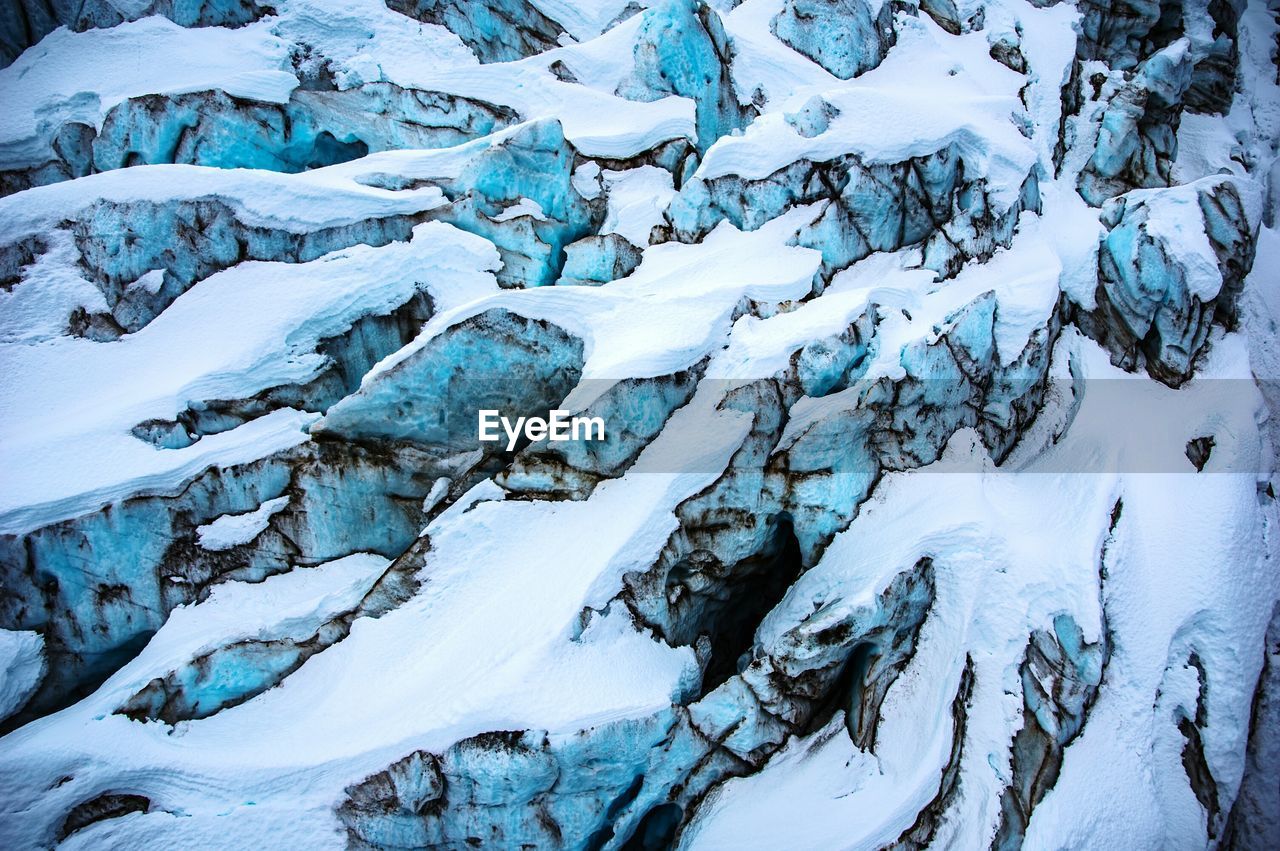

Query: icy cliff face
0;1;1277;849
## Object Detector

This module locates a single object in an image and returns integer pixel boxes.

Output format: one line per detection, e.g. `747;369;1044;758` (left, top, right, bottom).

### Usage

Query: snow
1174;111;1247;184
491;197;549;221
0;220;500;533
707;11;1038;210
601;166;677;246
1037;180;1106;309
0;17;295;170
530;0;644;41
0;408;316;538
197;496;292;551
334;206;823;413
1127;179;1233;301
683;333;1271;851
0;406;748;849
0;630;45;723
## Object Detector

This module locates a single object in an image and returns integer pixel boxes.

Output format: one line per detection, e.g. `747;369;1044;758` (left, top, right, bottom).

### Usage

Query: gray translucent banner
433;377;1272;476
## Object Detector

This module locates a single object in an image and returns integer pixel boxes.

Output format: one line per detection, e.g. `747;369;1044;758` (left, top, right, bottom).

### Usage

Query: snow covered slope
0;0;1277;849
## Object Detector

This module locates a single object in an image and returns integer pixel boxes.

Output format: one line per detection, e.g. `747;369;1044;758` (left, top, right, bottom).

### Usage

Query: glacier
0;0;1278;849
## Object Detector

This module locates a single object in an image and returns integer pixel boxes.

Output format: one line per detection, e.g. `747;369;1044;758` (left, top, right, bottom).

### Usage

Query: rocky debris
0;234;45;290
919;0;964;35
1186;435;1215;470
550;59;582;84
988;24;1028;74
1073;175;1259;386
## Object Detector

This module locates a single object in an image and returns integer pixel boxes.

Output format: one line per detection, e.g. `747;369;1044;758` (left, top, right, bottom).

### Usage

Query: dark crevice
58;792;151;841
620;802;682;851
1179;651;1221;838
584;774;646;851
1222;602;1280;849
1053;59;1083;178
800;559;936;750
668;513;802;698
1180;715;1220;835
1;628;154;737
802;637;874;739
841;641;882;744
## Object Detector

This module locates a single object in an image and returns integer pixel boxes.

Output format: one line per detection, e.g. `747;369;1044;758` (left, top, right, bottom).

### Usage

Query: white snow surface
601;166;677;246
700;15;1038;211
197;496;292;551
0;219;500;534
0;630;45;724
